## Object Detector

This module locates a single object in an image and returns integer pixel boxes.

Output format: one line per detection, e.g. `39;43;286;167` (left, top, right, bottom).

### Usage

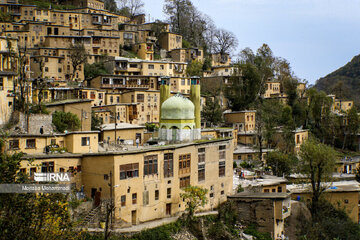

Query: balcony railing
101;83;150;89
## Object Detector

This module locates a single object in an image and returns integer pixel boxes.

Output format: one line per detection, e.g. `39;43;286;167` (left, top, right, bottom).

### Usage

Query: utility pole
114;113;117;145
104;170;114;240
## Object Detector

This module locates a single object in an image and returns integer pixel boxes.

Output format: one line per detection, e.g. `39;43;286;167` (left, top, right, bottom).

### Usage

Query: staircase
80;205;101;227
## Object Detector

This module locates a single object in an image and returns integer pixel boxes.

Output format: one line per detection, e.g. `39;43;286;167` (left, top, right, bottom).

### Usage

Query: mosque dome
161;93;195;120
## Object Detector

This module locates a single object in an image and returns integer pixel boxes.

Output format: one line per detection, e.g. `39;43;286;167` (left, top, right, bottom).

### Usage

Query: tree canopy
52;111;81;133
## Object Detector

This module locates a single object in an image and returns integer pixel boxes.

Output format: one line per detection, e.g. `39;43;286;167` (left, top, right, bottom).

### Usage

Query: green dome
161;93;195;120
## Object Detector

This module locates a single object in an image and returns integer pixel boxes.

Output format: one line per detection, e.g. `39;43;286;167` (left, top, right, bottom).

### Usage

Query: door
136;133;141;144
94;191;101;207
166;203;171;216
131;210;137;225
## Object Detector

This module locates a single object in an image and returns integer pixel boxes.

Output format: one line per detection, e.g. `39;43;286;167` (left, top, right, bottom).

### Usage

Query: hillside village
0;0;360;240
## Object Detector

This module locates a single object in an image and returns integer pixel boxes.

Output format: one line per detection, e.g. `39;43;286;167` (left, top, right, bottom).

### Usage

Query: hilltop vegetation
315;54;360;108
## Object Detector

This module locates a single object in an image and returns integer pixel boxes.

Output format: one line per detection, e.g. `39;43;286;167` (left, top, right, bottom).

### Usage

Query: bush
236;184;244;193
240;161;254;169
29;104;49;114
233;161;238;169
244;224;272;240
52;111;81;133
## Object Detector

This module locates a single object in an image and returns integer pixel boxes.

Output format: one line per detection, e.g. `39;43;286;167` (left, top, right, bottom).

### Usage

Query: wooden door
166;203;171;216
131;210;137;225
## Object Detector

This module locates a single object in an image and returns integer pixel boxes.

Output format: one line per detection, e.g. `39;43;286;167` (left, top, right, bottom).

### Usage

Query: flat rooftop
101;123;145;130
234;144;273;154
229;192;291;199
288;180;360;193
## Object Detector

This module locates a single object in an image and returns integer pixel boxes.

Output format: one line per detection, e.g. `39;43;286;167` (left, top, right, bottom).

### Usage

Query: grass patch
244;224;272;240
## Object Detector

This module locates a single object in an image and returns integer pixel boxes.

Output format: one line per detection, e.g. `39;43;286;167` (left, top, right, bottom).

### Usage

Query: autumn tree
180;185;208;219
0;134;80;240
298;137;337;215
69;43;88;81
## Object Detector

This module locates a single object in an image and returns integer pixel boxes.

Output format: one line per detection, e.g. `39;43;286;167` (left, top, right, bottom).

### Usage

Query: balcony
101;83;150;89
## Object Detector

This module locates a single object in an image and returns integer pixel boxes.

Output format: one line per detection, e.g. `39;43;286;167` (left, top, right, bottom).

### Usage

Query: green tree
225;62;261;111
52;111;81;133
202;97;222;127
343;107;359;150
91;112;102;131
84;61;110;80
298;137;337;215
266;151;297;177
180;185;208;219
298;200;360;240
186;60;203;77
306;88;334;144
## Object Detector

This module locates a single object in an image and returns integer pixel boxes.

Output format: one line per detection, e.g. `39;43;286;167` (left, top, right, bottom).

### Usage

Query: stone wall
229;199;275;237
9;111;54;134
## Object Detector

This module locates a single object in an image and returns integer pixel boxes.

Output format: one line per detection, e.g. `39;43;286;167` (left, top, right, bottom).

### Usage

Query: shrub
52;111;81;133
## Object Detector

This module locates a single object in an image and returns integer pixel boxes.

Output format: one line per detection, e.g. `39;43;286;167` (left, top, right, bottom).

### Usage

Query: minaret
159;76;170;120
190;76;201;139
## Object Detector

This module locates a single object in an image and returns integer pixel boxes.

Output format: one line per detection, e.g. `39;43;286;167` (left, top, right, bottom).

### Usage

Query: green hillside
315;55;360;107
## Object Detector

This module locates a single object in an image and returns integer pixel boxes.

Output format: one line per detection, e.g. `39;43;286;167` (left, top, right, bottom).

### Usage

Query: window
277;186;282;193
181;79;185;85
81;137;90;146
264;189;270;193
160;65;164;70
26;139;36;149
210;193;214;198
137;94;144;102
45;67;48;72
148;64;154;69
121;195;126;206
179;154;191;174
0;78;3;90
198;148;205;163
237;155;242;160
219;161;225;177
110;96;113;103
143;191;149;205
155;190;159;200
132;193;137;204
120;163;139;180
180;176;190;188
98;93;103;99
167;188;171;198
58;68;62;73
41;161;54;173
9;140;19;150
144;155;158;175
219;145;226;160
344;199;349;204
164;153;173;178
117;96;120;103
198;164;205;182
